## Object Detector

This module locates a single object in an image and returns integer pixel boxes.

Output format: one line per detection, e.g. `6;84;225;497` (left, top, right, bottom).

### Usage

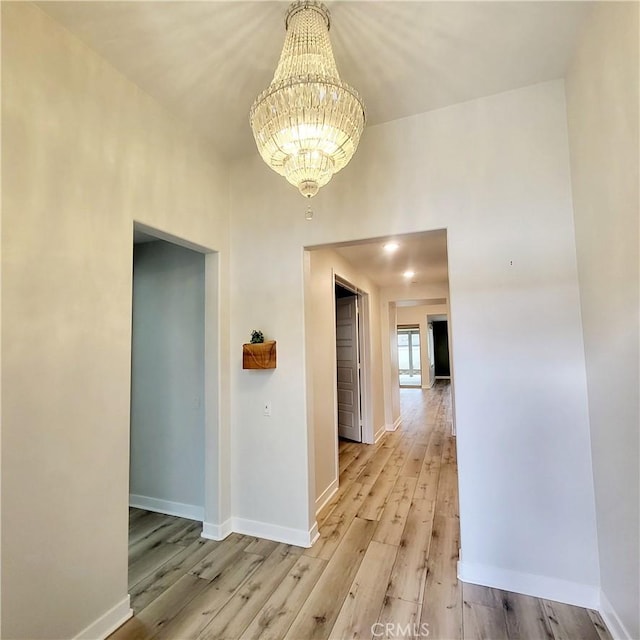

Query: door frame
333;273;373;446
131;222;225;537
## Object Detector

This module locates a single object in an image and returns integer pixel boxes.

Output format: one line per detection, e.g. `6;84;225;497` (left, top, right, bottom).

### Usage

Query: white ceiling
38;1;590;289
328;229;448;288
37;1;591;161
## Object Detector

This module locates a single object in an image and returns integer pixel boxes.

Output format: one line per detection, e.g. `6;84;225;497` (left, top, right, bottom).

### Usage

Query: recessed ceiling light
383;242;399;253
403;270;415;278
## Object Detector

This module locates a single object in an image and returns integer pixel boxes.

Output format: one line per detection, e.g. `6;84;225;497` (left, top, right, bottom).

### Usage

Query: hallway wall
1;5;229;638
565;3;639;637
230;79;599;605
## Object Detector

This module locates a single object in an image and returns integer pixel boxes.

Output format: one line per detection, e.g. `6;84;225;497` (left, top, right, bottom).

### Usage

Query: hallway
112;383;611;639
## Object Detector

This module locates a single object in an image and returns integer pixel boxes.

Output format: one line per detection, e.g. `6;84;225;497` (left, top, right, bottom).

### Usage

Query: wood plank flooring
112;383;612;640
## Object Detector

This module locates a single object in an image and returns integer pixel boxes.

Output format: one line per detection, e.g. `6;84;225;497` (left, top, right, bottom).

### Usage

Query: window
397;326;421;387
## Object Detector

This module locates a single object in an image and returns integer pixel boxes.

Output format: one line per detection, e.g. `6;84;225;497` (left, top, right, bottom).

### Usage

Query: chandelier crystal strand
249;1;366;205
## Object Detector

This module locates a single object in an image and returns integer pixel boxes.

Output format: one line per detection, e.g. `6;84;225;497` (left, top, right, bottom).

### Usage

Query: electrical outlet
263;401;272;417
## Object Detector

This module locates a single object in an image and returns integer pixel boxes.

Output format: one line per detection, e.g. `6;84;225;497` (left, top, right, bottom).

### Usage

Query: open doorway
304;229;455;516
128;223;220;610
335;281;363;443
130;233;205;521
428;314;451;380
397;325;422;387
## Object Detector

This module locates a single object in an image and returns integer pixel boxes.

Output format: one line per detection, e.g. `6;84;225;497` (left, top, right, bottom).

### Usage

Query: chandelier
249;1;366;217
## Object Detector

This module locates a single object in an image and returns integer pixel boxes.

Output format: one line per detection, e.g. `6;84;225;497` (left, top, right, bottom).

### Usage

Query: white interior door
336;296;362;442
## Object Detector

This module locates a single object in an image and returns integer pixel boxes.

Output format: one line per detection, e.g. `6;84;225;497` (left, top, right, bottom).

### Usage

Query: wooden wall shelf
242;341;277;369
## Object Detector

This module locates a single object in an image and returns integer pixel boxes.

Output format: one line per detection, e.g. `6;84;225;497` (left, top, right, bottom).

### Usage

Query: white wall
304;248;385;512
1;4;230;638
565;4;639;637
130;241;205;519
387;303;400;426
230;78;600;605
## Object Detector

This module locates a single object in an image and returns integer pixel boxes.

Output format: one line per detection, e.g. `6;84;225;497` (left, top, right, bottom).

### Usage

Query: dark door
432;320;450;377
335;295;362;442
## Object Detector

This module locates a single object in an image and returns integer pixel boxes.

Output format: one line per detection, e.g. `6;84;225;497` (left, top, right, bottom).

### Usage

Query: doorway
335;280;363;443
304;230;455;517
130;235;206;521
128;222;223;601
432;319;451;379
397;325;422;387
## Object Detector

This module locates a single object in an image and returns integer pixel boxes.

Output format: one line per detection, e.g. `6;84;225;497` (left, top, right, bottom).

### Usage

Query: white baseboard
73;596;132;640
129;494;204;521
202;516;317;548
599;589;634;640
232;517;317;548
315;478;339;515
374;426;387;443
309;521;320;547
386;415;402;432
202;519;233;541
457;561;599;610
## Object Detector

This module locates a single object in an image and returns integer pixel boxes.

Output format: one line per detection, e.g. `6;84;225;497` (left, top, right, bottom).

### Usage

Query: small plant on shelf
243;331;276;369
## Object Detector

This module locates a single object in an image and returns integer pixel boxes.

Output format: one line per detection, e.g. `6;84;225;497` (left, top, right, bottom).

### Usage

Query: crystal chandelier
249;1;366;216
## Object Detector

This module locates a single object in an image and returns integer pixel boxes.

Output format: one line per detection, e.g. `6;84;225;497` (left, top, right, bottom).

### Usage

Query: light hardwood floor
112;383;612;640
